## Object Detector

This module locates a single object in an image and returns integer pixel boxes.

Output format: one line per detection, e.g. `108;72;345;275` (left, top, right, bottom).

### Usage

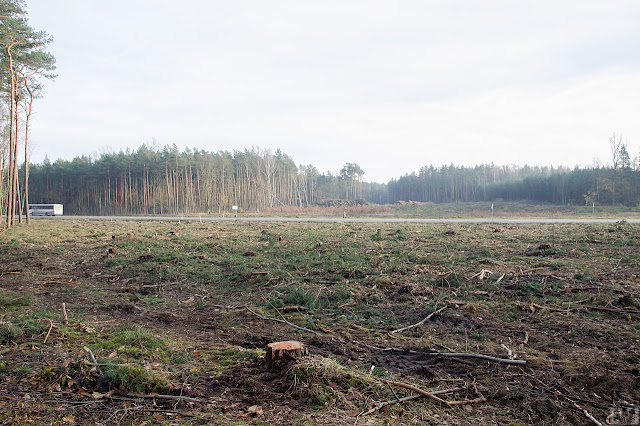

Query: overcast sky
23;0;640;183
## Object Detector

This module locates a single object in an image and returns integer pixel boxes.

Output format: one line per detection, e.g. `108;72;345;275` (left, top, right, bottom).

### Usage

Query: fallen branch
83;346;103;376
446;395;487;406
389;306;446;336
376;378;449;405
500;343;514;360
62;303;69;326
0;342;37;355
275;306;310;313
531;302;640;317
115;390;202;403
573;402;604;426
245;306;321;335
470;269;493;280
38;319;57;344
427;352;526;365
373;377;489;409
358;387;461;417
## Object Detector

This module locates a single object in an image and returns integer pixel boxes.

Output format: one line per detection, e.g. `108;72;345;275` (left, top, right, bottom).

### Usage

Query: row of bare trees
26;145;385;215
1;0;56;227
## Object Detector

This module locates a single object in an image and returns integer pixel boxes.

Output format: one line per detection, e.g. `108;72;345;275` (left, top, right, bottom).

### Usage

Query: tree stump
265;341;307;369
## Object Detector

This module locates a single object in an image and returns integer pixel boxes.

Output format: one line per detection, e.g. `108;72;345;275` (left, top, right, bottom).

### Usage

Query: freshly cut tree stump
266;341;307;369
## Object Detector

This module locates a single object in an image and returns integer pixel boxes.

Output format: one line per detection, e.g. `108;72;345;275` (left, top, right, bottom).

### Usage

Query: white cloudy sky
23;0;640;183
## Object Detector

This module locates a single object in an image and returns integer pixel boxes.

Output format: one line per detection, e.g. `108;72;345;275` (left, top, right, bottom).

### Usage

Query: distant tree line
22;138;640;215
389;136;639;206
26;145;387;215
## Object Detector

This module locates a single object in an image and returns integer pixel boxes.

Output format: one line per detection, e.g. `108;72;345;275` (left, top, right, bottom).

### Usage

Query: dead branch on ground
245;305;321;335
427;352;526;365
373;377;488;408
83;346;103;376
114;390;202;403
275;306;310;313
357;387;462;417
62;302;69;326
375;378;449;405
38;318;57;344
573;402;604;426
389;306;446;336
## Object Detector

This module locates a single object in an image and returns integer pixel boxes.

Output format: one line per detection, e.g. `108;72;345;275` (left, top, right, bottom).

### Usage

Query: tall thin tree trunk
24;77;36;224
13;96;20;224
5;42;18;227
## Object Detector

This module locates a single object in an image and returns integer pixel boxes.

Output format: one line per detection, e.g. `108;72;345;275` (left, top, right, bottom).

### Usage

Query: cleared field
1;219;639;424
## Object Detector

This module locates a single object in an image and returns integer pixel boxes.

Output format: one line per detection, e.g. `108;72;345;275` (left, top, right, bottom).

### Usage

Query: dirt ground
1;219;639;425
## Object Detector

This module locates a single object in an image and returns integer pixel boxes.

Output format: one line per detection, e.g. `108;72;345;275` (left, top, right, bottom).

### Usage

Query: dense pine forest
19;142;640;215
26;145;388;215
388;162;639;206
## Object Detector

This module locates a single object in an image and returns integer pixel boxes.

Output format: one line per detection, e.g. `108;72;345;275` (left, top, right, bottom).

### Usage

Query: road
44;215;640;224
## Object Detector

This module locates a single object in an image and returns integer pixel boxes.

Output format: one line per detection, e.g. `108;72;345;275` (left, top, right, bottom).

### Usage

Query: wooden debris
115;390;202;403
38;318;57;344
376;378;449;405
62;302;69;326
470;269;493;280
428;352;526;365
275;305;310;313
389;306;446;336
573;402;604;426
265;341;307;369
245;305;321;335
83;346;103;376
357;387;462;417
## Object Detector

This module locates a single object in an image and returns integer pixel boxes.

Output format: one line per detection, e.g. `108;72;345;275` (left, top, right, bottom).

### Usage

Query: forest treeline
389;134;639;206
27;145;388;215
388;163;639;206
24;142;639;215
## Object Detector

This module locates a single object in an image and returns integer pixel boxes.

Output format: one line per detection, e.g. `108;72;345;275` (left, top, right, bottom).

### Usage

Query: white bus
28;204;64;216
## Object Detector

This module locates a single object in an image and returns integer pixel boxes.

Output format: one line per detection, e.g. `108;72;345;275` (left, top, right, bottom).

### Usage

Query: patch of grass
100;325;168;359
0;289;33;309
0;321;25;343
102;363;168;393
502;311;516;323
0;311;52;344
270;286;322;310
287;355;388;408
202;345;262;372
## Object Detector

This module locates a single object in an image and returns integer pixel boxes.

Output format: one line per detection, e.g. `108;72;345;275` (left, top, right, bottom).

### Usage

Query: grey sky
24;0;640;183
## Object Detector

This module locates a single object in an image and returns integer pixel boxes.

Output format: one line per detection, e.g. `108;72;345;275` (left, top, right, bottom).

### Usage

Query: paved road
43;215;640;224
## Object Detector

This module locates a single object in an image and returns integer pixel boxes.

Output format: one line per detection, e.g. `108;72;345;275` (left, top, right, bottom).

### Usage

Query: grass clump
0;289;33;309
101;325;168;359
102;363;168;393
0;312;51;344
286;355;388;409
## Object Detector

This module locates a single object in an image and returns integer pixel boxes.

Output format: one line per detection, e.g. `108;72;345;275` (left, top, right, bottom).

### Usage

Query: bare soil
1;219;639;424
